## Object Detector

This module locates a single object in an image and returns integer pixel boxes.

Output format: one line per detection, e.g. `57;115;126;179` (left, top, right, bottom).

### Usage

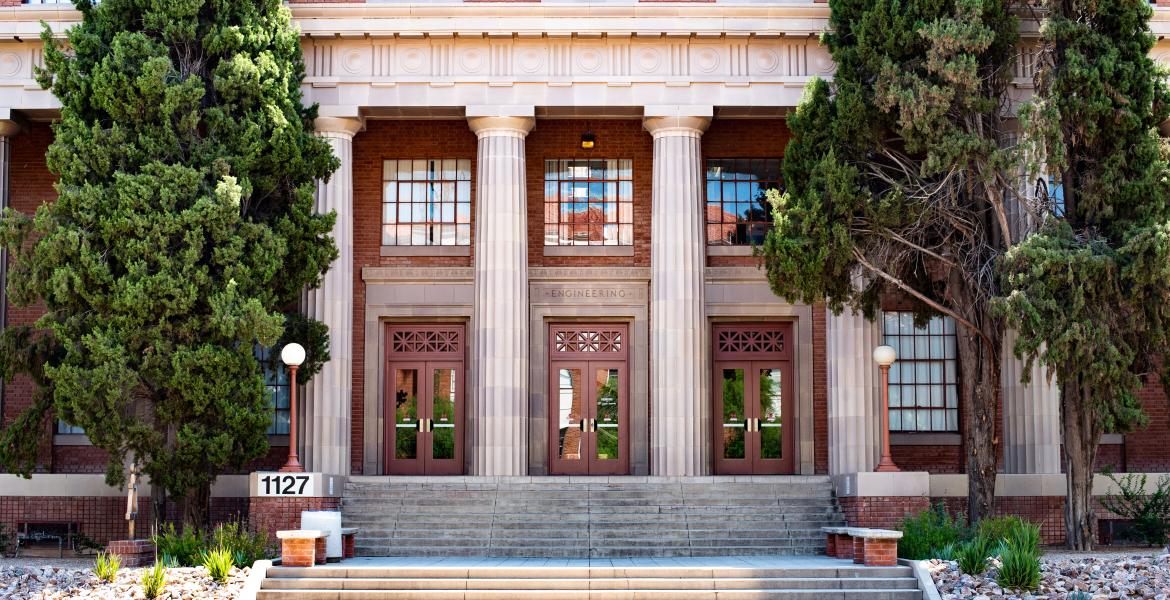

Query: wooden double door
548;324;630;475
713;323;795;475
384;325;465;475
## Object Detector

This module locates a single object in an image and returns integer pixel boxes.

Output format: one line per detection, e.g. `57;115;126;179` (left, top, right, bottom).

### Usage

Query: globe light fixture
873;345;901;472
279;343;306;472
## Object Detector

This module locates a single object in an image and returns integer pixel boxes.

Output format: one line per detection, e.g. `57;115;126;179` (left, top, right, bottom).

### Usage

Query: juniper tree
998;0;1170;550
0;0;338;527
762;0;1020;523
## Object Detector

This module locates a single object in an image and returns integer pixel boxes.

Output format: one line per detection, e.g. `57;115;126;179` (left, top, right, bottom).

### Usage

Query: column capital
0;120;22;138
642;112;712;139
467;115;536;138
313;116;363;138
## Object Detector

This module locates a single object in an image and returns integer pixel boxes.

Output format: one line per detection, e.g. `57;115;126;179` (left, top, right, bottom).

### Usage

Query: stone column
300;116;362;475
827;308;884;474
0;118;19;409
643;109;711;476
1002;329;1062;473
467;109;535;476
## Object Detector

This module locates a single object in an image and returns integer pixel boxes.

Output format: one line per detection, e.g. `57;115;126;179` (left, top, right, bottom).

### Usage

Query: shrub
897;503;968;560
976;515;1029;547
153;524;205;567
210;522;273;567
202;547;234;584
932;542;958;561
1007;521;1041;556
996;542;1041;591
94;552;121;583
141;562;167;599
1100;472;1170;547
1067;591;1093;600
955;536;995;575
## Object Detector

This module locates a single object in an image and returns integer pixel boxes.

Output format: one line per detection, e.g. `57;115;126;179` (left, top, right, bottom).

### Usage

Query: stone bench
276;530;327;568
823;526;903;567
340;527;358;559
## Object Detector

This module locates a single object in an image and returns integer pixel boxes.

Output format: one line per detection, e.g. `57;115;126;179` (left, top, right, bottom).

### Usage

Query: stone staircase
257;558;924;599
341;476;843;558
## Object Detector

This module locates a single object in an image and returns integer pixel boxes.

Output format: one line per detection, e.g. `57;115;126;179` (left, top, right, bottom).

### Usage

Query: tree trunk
955;322;1000;524
1061;377;1099;550
150;483;167;538
181;481;212;531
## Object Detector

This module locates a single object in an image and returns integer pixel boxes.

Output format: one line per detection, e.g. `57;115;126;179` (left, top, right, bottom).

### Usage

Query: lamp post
279;343;306;473
873;344;900;472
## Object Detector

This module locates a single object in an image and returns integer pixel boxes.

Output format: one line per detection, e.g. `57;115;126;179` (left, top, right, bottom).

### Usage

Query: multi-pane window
705;158;782;245
882;312;959;433
57;421;84;434
382;159;472;247
543;159;633;246
256;346;291;436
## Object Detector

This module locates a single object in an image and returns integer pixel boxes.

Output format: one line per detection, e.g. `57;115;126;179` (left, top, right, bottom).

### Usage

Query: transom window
544;159;634;246
705;158;782;246
882;312;959;433
257;346;291;435
382;159;472;247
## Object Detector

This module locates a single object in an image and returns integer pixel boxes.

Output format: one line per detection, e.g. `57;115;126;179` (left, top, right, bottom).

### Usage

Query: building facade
2;0;1170;547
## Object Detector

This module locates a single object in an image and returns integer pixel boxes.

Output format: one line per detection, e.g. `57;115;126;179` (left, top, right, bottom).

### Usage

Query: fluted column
468;112;535;476
0;119;20;406
1002;329;1062;473
644;112;711;476
827;308;884;474
301;116;361;475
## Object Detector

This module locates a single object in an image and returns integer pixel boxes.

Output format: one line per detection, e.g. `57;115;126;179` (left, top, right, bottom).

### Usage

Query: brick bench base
276;530;326;568
823;527;902;567
107;539;155;568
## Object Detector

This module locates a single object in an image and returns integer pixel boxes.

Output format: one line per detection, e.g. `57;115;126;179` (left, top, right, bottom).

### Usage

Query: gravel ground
0;563;249;599
928;551;1170;599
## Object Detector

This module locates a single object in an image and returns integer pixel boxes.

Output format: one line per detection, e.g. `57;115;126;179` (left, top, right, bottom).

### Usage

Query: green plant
1101;472;1170;547
202;547;234;584
94;551;121;583
210;522;273;567
931;542;958;561
140;562;167;599
1007;521;1041;556
153;524;204;567
976;515;1029;547
1067;591;1093;600
896;504;968;560
955;536;995;575
72;532;103;556
0;524;14;557
996;539;1041;591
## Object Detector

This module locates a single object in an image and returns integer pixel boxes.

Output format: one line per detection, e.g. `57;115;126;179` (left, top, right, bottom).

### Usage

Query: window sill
543;245;634;257
706;245;759;257
53;434;92;446
268;434;289;447
381;246;471;257
890;432;961;446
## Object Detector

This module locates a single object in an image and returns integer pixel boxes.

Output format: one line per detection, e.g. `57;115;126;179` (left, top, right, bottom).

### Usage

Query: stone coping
822;527;850;535
845;528;903;540
833;471;1170;498
340;528;358;535
276;530;325;540
0;473;248;498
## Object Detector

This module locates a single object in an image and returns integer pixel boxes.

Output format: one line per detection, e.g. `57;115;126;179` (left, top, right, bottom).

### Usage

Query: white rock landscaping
0;564;249;599
927;552;1170;600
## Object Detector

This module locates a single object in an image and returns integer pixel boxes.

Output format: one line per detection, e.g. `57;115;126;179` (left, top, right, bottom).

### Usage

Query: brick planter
107;539;155;568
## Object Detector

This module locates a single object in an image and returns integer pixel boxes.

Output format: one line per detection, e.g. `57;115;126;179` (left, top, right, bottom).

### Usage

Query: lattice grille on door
391;328;462;354
554;329;623;354
716;328;784;354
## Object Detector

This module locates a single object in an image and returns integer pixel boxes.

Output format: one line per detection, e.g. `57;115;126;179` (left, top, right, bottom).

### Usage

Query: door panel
387;363;425;475
715;364;750;474
551;366;588;475
549;361;628;475
588;364;627;475
425;362;464;474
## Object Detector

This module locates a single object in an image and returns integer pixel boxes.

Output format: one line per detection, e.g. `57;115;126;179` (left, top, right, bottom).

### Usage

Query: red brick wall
525;119;653;268
0;495;247;546
838;496;931;530
891;445;963;474
701;118;789;268
1122;374;1170;471
349;119;478;473
249;496;340;545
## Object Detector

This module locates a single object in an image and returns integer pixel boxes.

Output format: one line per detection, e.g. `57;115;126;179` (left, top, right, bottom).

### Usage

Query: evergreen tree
762;0;1020;523
997;0;1170;550
0;0;338;527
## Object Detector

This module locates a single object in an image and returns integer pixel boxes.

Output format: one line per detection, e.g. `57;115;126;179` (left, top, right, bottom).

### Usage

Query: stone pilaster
0;119;19;406
828;307;883;474
643;110;710;476
301;116;362;475
467;111;535;476
1002;329;1062;474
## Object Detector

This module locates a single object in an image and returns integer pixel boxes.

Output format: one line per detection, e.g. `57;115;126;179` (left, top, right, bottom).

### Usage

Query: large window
257;346;291;435
543;159;633;246
382;159;472;247
705;158;782;245
57;421;84;435
883;312;959;433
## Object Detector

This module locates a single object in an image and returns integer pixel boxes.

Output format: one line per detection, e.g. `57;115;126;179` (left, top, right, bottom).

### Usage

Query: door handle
746;418;758;432
579;419;587;431
418;418;433;433
588;418;597;433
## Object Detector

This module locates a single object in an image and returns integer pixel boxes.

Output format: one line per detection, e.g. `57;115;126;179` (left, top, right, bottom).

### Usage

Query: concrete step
262;576;919;591
258;590;922;600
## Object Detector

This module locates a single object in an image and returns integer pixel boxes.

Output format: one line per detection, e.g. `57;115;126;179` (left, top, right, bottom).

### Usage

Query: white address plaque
248;472;344;498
